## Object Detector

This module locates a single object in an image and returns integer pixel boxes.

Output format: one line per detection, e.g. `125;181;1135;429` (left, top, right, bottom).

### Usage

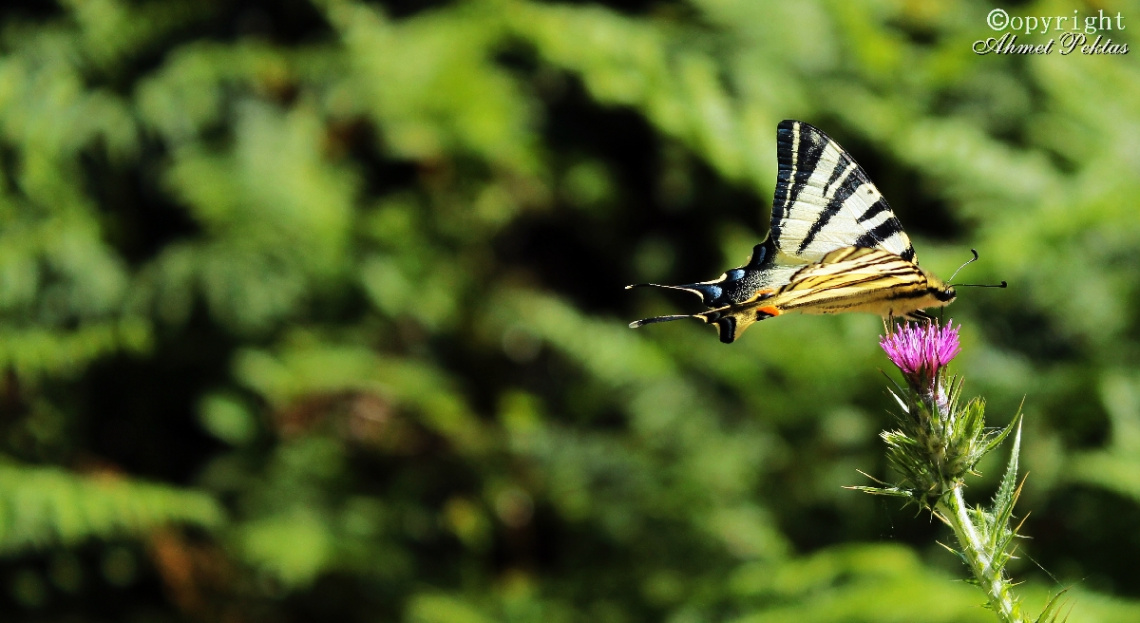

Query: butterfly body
628;121;957;344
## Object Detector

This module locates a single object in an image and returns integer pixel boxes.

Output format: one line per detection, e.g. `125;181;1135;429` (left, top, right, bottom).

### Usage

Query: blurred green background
1;0;1139;620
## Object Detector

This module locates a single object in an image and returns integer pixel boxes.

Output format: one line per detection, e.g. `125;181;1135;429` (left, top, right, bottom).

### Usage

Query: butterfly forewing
772;121;917;262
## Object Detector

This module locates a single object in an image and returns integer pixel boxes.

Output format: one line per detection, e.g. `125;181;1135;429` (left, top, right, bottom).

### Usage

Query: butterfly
628;120;957;344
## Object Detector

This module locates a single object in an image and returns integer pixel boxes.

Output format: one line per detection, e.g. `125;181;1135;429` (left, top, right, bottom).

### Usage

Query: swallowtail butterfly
628;120;956;344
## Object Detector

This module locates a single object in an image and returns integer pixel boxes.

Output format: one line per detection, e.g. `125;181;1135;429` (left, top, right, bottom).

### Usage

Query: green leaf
0;465;223;554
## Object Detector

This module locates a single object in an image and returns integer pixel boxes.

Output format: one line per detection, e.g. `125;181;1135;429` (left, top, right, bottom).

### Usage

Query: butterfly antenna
947;249;979;283
947;249;1008;289
953;281;1008;289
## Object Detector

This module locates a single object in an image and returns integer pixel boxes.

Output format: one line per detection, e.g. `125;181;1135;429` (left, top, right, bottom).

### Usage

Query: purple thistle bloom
880;320;961;390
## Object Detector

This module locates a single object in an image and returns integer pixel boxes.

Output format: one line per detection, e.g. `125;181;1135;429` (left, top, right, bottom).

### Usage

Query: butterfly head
931;283;957;303
918;267;957;306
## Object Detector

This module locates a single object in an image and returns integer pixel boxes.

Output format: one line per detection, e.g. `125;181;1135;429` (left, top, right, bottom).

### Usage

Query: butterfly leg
903;309;934;323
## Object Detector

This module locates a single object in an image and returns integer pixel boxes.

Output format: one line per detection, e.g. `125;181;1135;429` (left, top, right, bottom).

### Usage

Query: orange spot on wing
757;306;781;317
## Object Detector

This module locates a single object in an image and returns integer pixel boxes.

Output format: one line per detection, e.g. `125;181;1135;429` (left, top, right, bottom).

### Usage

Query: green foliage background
1;0;1139;620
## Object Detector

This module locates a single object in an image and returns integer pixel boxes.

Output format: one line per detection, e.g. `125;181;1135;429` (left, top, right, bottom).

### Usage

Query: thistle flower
856;319;1044;622
879;319;960;393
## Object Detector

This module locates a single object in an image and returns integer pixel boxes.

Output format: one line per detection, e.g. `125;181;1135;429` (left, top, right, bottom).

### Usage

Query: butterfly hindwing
625;238;784;309
688;247;941;343
762;247;930;315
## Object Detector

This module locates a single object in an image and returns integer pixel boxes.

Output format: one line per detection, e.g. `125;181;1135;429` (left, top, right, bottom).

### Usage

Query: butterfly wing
771;120;917;263
766;247;934;315
687;248;949;343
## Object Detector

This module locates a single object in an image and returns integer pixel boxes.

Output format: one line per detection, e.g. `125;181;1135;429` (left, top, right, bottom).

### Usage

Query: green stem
938;484;1025;623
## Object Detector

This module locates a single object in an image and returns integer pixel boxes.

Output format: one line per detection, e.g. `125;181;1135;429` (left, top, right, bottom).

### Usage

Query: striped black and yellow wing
771;121;916;263
675;248;954;343
628;120;955;343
